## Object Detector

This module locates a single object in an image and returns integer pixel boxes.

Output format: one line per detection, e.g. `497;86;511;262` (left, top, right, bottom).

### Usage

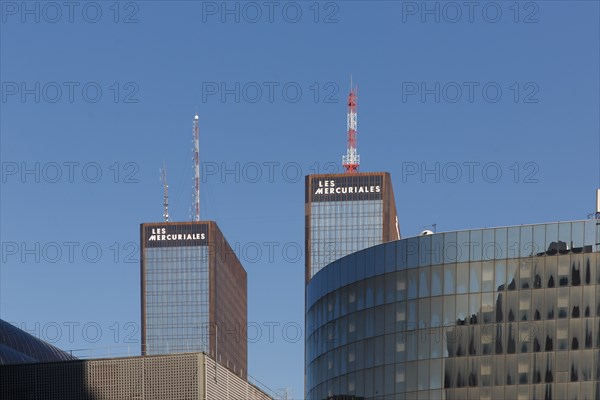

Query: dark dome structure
0;319;76;365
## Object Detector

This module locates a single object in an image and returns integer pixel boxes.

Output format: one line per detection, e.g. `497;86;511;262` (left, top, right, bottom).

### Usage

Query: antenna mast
193;113;200;221
342;80;359;173
161;162;169;222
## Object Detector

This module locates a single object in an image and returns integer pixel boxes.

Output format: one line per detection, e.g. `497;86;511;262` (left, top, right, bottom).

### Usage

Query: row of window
307;221;599;304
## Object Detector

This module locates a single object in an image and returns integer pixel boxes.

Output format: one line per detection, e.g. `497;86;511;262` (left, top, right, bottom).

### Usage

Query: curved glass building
306;220;600;400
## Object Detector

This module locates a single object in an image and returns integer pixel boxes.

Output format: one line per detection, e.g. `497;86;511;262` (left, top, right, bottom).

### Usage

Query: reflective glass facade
144;246;209;355
141;222;247;375
305;172;399;284
306;220;600;400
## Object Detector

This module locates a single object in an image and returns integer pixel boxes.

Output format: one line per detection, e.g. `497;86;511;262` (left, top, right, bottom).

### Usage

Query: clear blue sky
1;1;599;397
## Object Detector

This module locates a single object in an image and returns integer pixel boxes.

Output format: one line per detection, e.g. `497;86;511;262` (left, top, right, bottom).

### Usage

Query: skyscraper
304;172;400;283
140;221;247;376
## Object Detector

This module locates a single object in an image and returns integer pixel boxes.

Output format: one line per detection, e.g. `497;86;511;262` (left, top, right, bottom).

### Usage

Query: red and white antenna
193;113;200;221
342;79;359;173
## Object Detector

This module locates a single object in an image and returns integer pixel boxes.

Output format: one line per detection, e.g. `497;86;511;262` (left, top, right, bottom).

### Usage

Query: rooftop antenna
342;77;359;173
160;161;169;222
193;113;200;221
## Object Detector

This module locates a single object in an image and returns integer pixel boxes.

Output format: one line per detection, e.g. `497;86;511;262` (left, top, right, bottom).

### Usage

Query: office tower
306;219;600;399
305;171;400;283
140;221;247;376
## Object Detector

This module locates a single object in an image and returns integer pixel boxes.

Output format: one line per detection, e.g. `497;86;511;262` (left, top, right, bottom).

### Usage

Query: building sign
309;174;383;202
144;223;209;248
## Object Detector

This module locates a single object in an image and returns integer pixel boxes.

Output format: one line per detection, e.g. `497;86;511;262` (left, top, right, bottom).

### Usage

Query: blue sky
1;1;599;397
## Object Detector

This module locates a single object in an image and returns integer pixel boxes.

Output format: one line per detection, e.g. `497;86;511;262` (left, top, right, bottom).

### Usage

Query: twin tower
138;170;400;378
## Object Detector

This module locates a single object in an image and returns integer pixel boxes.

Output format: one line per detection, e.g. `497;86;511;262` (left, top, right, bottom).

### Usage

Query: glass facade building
306;220;600;399
305;172;400;284
141;221;247;376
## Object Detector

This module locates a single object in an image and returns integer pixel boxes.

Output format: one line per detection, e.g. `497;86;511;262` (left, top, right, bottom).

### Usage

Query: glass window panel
584;254;595;285
532;290;543;321
494;292;506;323
519;225;533;258
507;226;520;259
533;224;546;256
519;260;531;289
469;293;481;324
375;275;385;306
419;298;430;329
444;264;456;295
545;223;559;255
443;295;456;327
356;280;366;311
395;363;406;393
406;237;419;268
444;232;459;263
455;357;467;387
557;319;569;351
557;287;569;319
430;358;442;389
495;260;506;291
457;263;469;294
482;262;494;292
396;271;406;302
482;229;495;261
407;300;417;330
407;332;418;361
470;230;483;262
385;333;395;364
385;241;396;273
507;260;518;290
546;288;557;321
419;268;430;298
419;234;432;267
571;221;584;251
470;262;482;292
506;355;517;385
385;273;395;304
469;325;480;355
494;228;507;260
480;356;493;387
385;303;395;334
558;222;572;252
493;353;505;385
431;297;443;328
482;292;494;323
431;264;443;296
558;255;569;286
406;361;418;391
582;286;594;318
570;287;582;318
456;294;468;324
395;331;406;363
408;269;418;300
457;231;470;263
570;318;581;350
519;290;531;321
431;233;444;265
545;257;557;288
396;240;407;270
418;360;430;390
507;291;518;322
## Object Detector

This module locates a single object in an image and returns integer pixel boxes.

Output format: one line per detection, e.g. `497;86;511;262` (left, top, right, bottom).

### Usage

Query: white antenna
193;113;200;221
160;162;169;222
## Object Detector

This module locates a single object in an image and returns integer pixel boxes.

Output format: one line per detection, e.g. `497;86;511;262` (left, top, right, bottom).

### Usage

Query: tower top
342;82;359;173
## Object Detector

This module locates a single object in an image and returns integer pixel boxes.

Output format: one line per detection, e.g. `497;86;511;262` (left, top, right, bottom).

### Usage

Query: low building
1;352;272;400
